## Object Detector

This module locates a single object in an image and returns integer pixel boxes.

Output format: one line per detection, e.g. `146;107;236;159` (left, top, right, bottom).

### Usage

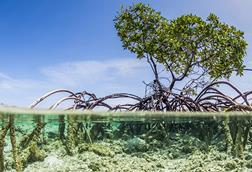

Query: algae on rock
78;143;115;157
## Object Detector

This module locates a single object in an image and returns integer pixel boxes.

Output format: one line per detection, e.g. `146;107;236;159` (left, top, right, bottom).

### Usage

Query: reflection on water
0;108;252;171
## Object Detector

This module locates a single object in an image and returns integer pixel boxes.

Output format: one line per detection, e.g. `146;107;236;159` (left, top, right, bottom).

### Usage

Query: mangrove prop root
0;80;250;172
26;81;252;113
0;115;22;172
58;115;65;140
9;115;22;172
16;80;252;159
234;121;244;159
222;119;233;154
83;123;92;144
0;123;9;172
65;116;78;156
19;122;46;150
243;125;250;149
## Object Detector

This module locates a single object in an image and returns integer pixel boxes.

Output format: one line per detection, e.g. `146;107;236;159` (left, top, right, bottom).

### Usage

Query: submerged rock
124;137;149;153
47;132;58;139
43;155;64;167
78;143;115;157
225;160;238;171
246;159;252;168
27;143;46;163
88;162;101;171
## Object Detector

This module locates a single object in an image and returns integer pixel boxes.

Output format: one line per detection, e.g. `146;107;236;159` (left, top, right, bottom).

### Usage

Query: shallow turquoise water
0;107;252;171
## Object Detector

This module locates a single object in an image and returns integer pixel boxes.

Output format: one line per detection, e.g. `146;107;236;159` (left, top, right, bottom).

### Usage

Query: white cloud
0;72;52;107
41;58;150;86
0;58;153;107
0;73;43;92
40;58;154;98
0;73;13;90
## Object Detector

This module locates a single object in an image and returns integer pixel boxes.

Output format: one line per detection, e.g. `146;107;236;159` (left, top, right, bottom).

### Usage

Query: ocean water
0;107;252;172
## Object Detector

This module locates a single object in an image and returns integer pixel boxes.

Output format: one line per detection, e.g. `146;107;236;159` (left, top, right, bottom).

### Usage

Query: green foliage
114;3;247;91
114;3;167;59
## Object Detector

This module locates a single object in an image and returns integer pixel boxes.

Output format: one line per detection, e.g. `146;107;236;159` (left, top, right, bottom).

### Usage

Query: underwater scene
0;108;252;172
1;0;252;171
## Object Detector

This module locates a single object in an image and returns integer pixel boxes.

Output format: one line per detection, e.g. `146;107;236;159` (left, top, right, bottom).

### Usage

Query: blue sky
0;0;251;107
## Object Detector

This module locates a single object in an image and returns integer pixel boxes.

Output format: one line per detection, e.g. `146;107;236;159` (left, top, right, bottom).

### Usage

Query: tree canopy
114;3;247;94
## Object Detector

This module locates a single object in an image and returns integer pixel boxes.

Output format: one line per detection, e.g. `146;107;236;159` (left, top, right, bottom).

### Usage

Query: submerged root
0;115;23;172
234;121;244;159
9;115;22;172
222;119;233;155
0;123;9;172
19;121;46;150
65;116;78;156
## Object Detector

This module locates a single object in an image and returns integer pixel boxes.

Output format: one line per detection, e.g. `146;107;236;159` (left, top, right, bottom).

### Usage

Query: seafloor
2;117;252;172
